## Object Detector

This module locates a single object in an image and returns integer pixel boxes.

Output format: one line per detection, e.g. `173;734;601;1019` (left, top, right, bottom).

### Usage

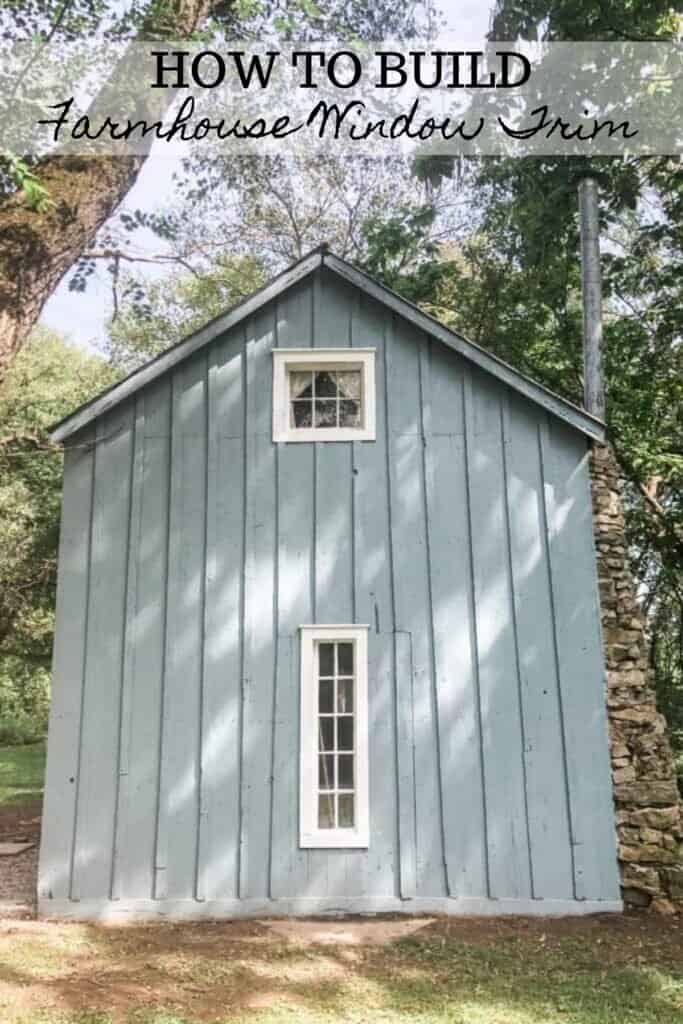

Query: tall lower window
299;625;369;848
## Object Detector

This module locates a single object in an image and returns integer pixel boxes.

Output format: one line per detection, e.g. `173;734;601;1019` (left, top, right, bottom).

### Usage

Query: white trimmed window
272;349;376;443
299;625;369;849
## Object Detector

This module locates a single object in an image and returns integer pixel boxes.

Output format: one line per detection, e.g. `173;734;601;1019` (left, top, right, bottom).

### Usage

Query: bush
0;658;49;745
0;708;46;745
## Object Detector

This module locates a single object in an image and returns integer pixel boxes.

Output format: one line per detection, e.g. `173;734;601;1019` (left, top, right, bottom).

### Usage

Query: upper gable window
272;349;376;443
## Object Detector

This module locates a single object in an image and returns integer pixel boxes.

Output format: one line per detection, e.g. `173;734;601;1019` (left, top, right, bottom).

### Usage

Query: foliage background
0;330;115;743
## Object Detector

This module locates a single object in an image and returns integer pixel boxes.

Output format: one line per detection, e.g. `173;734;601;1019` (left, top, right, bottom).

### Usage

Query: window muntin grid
289;369;362;430
316;640;356;830
299;624;368;848
273;349;375;444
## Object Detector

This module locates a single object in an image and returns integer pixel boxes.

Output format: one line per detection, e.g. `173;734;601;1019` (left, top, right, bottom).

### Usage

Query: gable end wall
38;269;621;917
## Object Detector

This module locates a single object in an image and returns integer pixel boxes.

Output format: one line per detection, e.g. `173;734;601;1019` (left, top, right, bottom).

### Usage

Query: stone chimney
591;446;683;911
579;177;683;912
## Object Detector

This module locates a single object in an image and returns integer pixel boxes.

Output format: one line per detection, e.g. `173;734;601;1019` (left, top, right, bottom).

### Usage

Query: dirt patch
0;911;681;1023
0;799;41;904
264;916;436;945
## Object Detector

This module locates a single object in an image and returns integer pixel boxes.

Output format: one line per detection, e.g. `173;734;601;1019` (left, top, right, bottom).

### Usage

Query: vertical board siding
394;630;417;898
38;436;94;900
197;331;244;900
352;294;397;897
313;272;360;896
385;317;444;897
42;271;619;911
464;368;532;900
155;357;207;899
541;419;620;900
71;407;134;900
425;344;488;898
110;398;145;901
115;380;171;899
503;395;574;899
272;282;315;898
418;342;449;894
241;309;277;899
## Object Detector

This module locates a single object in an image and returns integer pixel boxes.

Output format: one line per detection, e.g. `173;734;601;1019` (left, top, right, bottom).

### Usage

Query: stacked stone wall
591;442;683;912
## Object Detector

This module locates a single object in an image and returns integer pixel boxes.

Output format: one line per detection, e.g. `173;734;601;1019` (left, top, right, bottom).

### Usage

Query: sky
39;0;494;354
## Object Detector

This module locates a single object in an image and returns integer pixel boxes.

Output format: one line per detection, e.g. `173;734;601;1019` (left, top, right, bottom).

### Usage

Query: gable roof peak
49;248;605;444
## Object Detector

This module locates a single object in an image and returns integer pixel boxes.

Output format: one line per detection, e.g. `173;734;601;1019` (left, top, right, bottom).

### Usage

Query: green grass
0;741;45;805
0;738;680;1024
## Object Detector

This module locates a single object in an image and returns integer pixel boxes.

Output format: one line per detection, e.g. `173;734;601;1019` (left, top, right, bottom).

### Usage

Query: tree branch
0;0;217;382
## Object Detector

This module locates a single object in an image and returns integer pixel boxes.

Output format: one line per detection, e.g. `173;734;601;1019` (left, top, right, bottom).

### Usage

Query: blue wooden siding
39;268;620;909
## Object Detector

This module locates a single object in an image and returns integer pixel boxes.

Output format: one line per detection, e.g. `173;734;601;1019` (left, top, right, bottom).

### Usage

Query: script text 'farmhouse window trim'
299;625;370;849
272;348;376;442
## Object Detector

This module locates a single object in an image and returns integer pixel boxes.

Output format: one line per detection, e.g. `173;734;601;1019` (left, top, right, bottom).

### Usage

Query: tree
174;153;466;268
106;252;264;372
0;0;216;382
0;327;116;740
98;152;468;366
95;151;466;290
488;0;679;41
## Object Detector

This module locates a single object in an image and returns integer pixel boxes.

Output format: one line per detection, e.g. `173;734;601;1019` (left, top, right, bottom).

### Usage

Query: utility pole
578;176;605;421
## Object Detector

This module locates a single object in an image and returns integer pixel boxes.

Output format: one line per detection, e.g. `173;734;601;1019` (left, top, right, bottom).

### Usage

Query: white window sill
300;830;369;849
275;427;375;444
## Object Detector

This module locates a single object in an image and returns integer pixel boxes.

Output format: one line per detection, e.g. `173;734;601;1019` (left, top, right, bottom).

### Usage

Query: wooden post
578;177;605;421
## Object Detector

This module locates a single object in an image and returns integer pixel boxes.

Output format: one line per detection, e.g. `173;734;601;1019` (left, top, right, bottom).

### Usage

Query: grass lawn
0;914;681;1024
0;745;680;1022
0;742;45;805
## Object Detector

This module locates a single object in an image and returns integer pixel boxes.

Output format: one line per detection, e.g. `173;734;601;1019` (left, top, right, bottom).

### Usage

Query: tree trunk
0;155;144;379
0;0;213;382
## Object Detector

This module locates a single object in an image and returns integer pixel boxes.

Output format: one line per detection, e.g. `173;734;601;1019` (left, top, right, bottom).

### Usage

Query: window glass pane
307;630;364;840
318;794;335;829
337;370;361;399
339;400;360;427
338;794;354;828
314;370;337;397
319;718;334;752
337;717;354;751
290;371;313;398
337;643;353;675
318;643;334;676
337;678;354;713
291;401;312;428
338;754;354;789
318;678;334;713
318;755;335;790
314;400;337;427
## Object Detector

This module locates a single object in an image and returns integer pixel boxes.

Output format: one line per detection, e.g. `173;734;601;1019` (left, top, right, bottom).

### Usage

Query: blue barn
39;248;621;919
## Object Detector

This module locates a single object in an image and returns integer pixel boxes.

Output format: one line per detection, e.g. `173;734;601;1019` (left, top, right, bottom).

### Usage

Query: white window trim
299;624;370;849
272;348;376;443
